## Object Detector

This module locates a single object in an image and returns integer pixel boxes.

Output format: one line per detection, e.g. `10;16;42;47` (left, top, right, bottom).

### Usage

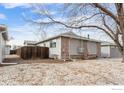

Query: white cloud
1;3;31;9
50;11;58;15
7;23;41;46
0;13;6;19
7;40;23;46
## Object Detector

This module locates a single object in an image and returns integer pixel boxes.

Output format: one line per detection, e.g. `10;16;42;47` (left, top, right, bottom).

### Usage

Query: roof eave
35;35;101;45
0;25;8;41
2;32;8;40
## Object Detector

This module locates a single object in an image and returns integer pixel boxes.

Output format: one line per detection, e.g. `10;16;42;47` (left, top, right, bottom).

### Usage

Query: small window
50;41;56;48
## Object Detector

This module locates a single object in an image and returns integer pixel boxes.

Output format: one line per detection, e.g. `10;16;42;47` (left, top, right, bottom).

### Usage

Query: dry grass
1;55;124;85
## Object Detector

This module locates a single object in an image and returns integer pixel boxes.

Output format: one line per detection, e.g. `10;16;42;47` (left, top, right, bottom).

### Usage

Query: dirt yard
0;55;124;85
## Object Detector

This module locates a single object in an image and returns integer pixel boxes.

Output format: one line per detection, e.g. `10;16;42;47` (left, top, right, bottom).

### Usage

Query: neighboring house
0;24;8;63
101;41;122;58
35;32;101;60
24;40;37;46
11;45;22;50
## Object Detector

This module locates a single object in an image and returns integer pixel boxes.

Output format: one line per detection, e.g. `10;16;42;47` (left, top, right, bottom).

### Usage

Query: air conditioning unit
52;54;58;59
77;48;84;53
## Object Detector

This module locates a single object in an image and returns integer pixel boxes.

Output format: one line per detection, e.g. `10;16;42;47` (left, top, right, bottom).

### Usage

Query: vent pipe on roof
87;34;90;39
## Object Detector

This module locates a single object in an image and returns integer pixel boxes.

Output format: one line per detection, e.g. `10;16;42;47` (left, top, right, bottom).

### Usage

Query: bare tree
26;3;124;62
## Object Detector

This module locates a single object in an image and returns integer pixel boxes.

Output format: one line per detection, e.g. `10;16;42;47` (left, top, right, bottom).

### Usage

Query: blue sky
0;3;112;46
0;4;34;45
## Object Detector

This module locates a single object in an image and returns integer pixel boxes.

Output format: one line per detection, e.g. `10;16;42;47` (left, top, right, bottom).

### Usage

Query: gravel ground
0;57;124;85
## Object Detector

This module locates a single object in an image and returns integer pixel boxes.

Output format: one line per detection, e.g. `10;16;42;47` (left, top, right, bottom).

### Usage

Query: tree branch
102;16;116;37
29;16;118;42
93;3;119;25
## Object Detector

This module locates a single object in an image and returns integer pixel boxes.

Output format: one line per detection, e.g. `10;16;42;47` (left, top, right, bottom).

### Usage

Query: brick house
35;32;101;60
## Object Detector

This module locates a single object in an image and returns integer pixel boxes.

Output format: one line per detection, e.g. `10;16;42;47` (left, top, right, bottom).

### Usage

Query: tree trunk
116;3;124;62
122;34;124;62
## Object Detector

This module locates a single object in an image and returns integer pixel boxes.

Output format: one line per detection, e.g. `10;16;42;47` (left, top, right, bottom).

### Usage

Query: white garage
101;42;122;58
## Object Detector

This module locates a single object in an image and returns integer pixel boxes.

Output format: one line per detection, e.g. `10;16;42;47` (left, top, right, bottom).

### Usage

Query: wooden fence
16;46;49;59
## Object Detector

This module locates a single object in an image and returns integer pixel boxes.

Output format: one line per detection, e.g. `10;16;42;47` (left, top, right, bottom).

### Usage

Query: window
44;43;46;47
50;41;56;48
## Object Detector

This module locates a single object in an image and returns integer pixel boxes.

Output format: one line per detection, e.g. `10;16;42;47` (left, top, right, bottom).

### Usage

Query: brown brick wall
96;42;101;57
61;37;69;59
83;41;100;59
83;41;88;59
61;37;100;60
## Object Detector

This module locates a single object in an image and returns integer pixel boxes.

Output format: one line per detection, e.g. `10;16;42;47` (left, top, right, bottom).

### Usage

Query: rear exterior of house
61;37;101;59
101;42;122;58
36;32;101;60
0;25;8;63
